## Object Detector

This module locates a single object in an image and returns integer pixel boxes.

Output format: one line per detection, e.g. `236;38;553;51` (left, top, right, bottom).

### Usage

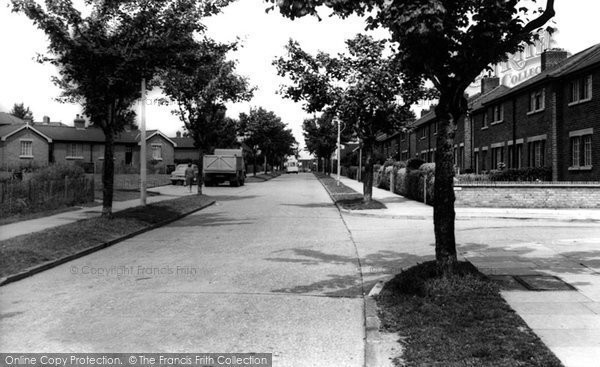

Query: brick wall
454;183;600;208
145;135;175;170
1;129;49;169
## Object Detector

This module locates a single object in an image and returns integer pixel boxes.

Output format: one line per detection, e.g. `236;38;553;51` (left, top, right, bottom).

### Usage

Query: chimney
74;114;86;129
43;116;50;124
481;76;500;94
420;108;430;117
541;48;568;71
176;131;182;138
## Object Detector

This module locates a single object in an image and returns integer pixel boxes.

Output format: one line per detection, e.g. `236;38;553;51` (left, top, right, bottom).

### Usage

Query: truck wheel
240;178;245;186
171;180;177;185
230;179;240;187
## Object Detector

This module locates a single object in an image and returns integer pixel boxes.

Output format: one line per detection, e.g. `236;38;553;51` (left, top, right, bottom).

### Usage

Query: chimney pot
74;115;86;129
176;131;182;138
43;116;50;124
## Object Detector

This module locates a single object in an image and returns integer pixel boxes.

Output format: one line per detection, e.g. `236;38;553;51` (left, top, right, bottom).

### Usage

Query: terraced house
0;112;178;172
375;42;600;181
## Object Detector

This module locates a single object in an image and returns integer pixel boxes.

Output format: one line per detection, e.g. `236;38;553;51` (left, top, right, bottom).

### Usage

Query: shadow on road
267;248;435;297
170;212;256;227
281;203;336;209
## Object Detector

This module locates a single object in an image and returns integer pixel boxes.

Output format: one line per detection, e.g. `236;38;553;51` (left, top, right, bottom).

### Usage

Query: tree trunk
101;131;115;217
363;144;374;202
433;104;458;272
263;155;267;173
253;154;257;176
197;150;204;195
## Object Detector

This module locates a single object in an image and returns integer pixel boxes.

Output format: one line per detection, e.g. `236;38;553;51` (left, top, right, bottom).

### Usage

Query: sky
1;0;599;157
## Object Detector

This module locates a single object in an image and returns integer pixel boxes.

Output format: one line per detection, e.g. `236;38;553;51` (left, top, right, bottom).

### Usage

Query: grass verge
314;172;386;210
0;195;214;281
377;261;564;367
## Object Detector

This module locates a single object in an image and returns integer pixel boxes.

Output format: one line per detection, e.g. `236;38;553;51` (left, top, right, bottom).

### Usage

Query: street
1;173;599;366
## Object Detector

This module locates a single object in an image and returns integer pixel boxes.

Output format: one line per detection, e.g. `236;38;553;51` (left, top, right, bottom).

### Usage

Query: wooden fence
0;177;94;218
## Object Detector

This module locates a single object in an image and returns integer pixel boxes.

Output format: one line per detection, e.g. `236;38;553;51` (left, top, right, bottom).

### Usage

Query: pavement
338;175;600;222
337;175;600;367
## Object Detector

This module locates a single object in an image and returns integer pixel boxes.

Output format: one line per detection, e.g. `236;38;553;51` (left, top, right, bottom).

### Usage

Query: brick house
374;43;600;181
0;113;176;172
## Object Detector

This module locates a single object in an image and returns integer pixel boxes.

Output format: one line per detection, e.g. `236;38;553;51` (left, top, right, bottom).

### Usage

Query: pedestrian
184;163;195;192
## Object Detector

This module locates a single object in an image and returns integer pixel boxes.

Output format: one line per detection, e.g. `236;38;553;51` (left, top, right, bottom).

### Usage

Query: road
1;173;599;366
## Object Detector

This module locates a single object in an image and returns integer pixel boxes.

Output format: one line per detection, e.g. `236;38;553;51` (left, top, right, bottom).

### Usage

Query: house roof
0;123;176;146
492;43;600;101
171;137;196;149
0;123;53;142
0;112;27;126
470;85;511;111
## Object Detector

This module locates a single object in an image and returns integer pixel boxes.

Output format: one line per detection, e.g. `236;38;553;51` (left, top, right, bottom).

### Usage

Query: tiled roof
409;110;436;129
470;85;511;111
493;43;600;100
171;137;196;148
0;112;26;126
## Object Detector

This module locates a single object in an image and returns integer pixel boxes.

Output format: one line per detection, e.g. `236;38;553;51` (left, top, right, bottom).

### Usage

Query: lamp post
140;78;147;205
336;117;341;186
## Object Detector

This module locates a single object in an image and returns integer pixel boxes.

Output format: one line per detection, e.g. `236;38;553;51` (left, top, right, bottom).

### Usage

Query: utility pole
336;117;341;186
140;78;147;205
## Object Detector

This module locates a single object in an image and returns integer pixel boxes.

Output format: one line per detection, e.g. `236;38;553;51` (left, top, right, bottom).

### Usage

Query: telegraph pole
140;78;147;205
336;117;341;186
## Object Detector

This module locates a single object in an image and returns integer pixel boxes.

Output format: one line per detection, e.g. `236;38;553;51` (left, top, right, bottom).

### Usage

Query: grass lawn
377;261;564;367
315;172;386;209
0;195;213;279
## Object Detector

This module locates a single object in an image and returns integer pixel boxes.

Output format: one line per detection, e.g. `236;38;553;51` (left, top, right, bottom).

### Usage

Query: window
481;150;488;171
508;144;523;169
570;134;593;168
482;112;489;129
528;140;545;167
474;151;480;173
569;75;592;104
151;144;162;160
491;105;504;123
66;143;83;158
20;140;33;157
528;88;545;113
491;147;504;169
420;127;426;139
400;131;406;141
433;121;438;135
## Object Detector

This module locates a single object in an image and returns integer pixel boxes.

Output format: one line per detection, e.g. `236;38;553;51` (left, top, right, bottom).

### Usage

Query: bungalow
0;113;176;172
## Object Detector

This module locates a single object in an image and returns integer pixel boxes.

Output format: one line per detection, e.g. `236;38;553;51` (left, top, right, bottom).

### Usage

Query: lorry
203;149;245;187
284;156;299;174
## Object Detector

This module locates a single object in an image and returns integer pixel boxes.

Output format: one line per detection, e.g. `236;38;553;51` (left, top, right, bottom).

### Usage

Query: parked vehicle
285;156;299;174
170;164;198;185
203;149;245;187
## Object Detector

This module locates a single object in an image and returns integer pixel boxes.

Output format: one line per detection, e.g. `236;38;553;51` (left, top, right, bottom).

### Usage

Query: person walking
184;163;195;192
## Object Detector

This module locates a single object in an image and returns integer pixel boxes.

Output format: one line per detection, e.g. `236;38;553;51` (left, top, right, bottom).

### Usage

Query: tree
268;0;556;271
9;103;34;121
161;38;254;194
239;107;297;174
12;0;231;216
274;35;415;201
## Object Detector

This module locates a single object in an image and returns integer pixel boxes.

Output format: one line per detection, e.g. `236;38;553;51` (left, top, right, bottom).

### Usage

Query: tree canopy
274;34;415;200
9;103;34;121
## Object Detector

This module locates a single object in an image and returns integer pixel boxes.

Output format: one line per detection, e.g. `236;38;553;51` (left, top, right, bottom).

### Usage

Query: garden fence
0;176;94;218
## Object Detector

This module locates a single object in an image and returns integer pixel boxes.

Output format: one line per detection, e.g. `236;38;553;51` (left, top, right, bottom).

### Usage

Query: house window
491;105;504;123
508;144;523;169
482;112;488;129
151;144;162;160
66;143;83;158
569;75;592;104
400;131;406;141
20;140;33;157
570;134;593;168
491;147;504;169
528;88;545;113
433;122;438;135
420;127;426;139
481;150;487;171
474;151;480;173
528;140;545;167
